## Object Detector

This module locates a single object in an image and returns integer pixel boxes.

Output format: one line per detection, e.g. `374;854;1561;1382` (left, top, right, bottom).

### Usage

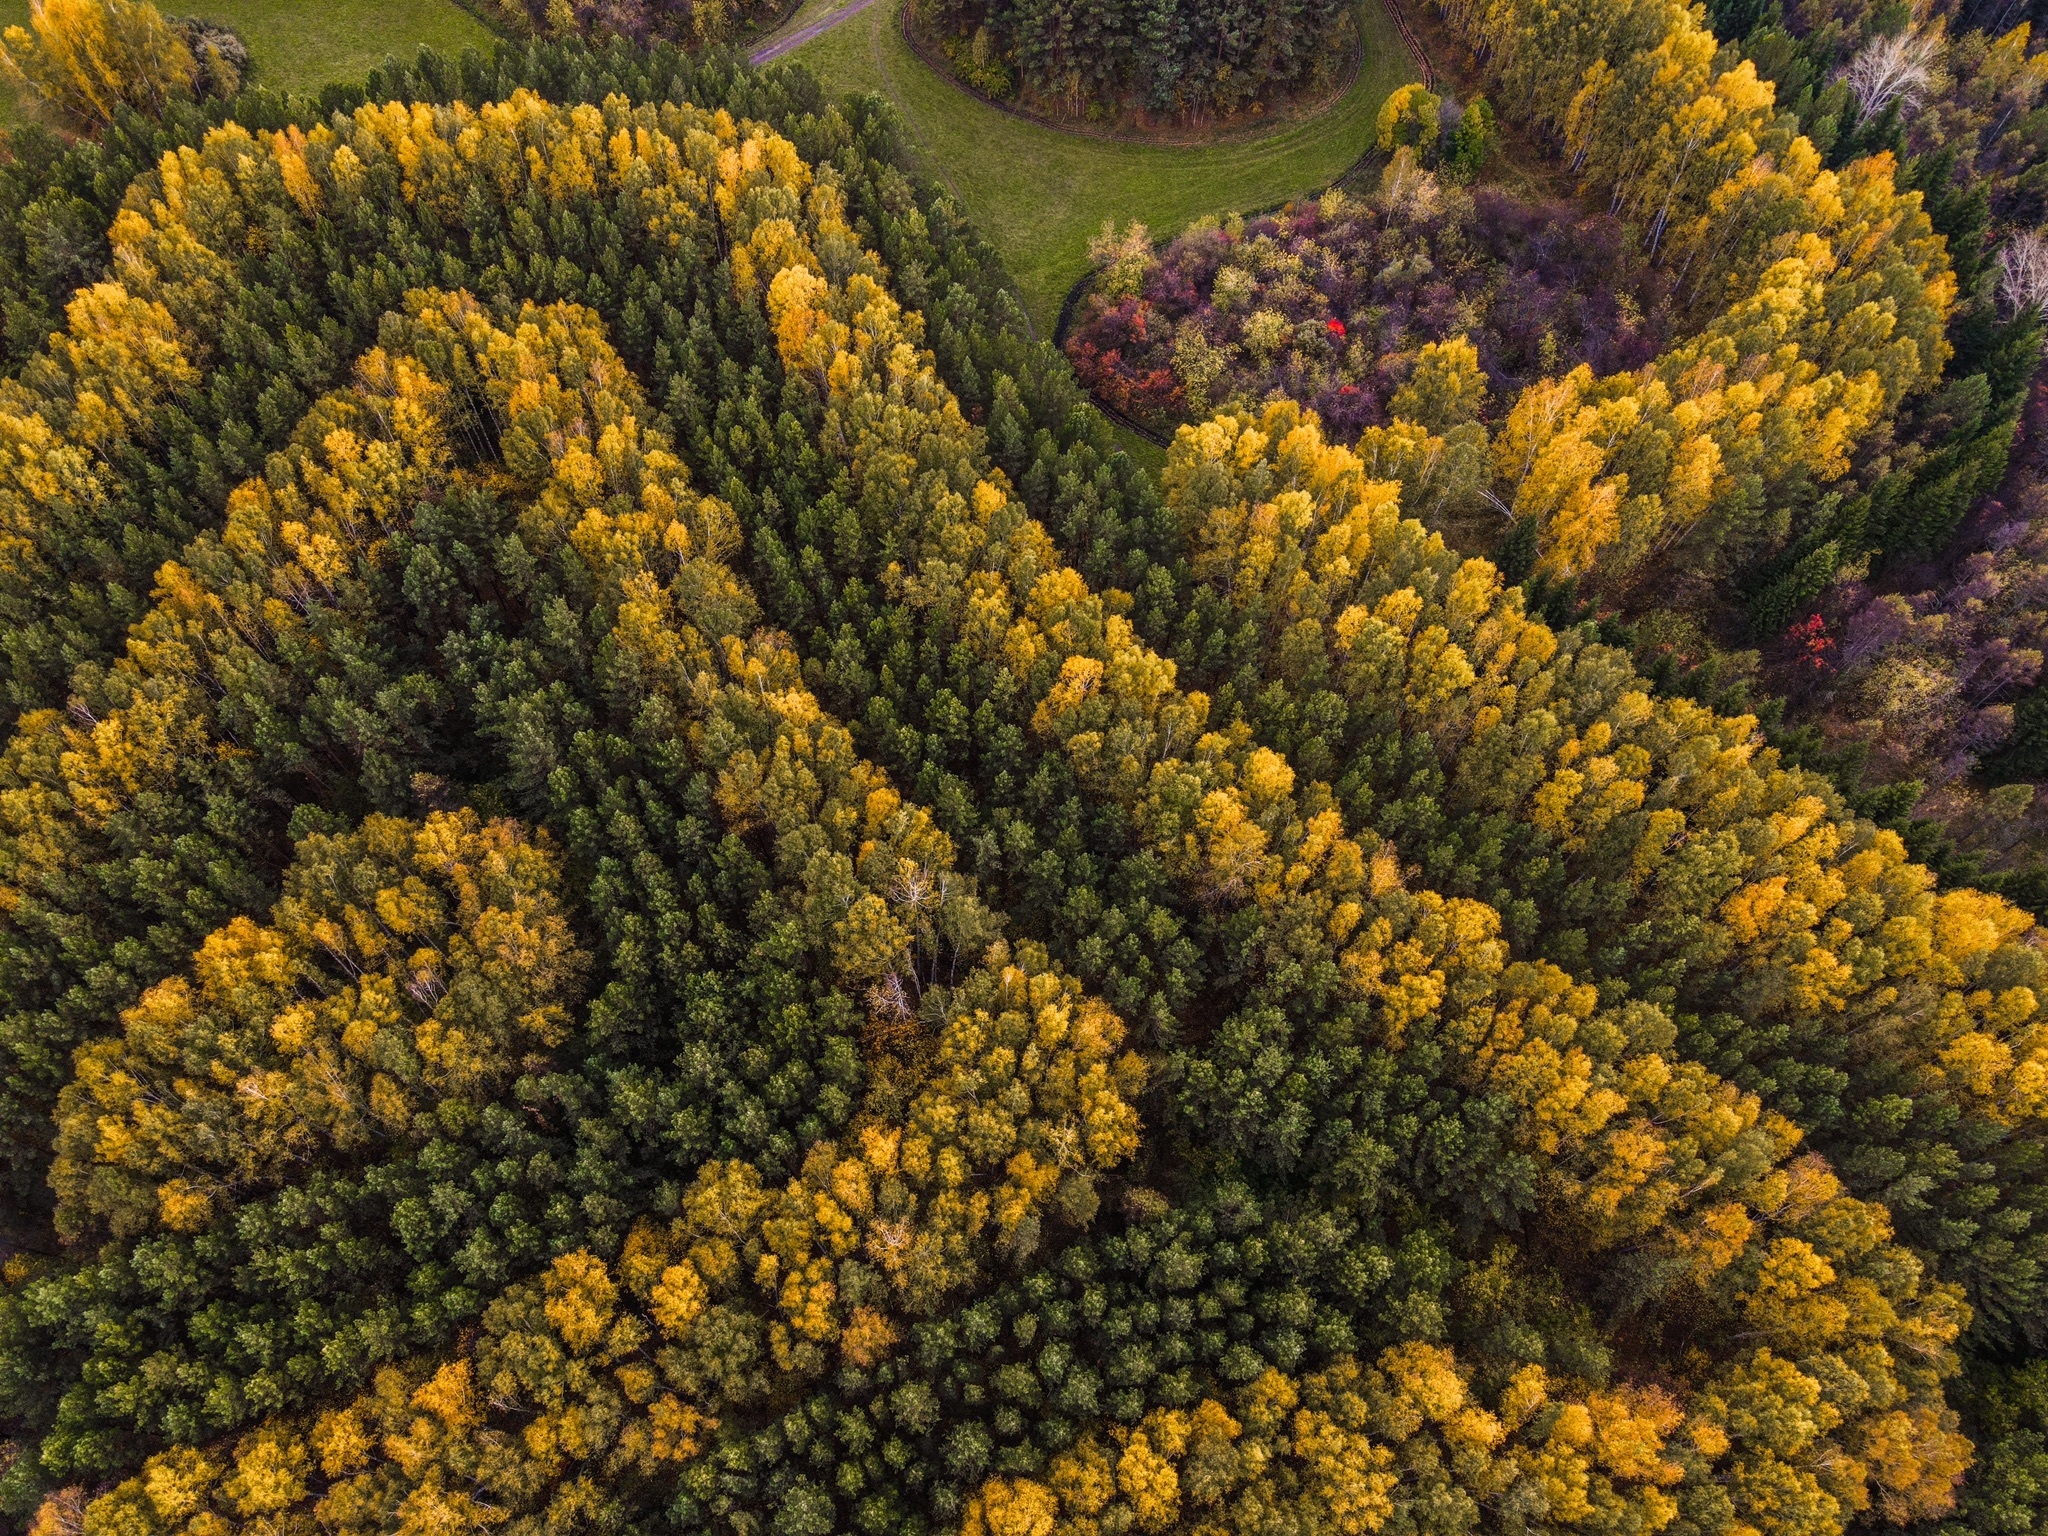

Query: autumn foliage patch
0;14;2041;1536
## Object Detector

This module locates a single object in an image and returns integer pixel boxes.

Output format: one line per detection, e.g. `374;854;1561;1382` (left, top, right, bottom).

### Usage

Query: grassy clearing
783;0;1418;331
0;0;493;103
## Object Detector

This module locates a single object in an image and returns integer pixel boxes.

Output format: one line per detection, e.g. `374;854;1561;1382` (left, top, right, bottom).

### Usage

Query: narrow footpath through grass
779;0;1419;332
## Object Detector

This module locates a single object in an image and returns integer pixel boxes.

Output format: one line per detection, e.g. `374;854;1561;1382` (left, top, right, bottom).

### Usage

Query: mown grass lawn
1;0;493;101
781;0;1418;333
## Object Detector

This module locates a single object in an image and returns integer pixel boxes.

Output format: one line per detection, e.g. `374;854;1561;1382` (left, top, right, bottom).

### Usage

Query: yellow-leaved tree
0;0;196;132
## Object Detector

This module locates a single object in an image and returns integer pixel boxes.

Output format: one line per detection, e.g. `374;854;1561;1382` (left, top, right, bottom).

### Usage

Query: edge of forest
895;0;1369;147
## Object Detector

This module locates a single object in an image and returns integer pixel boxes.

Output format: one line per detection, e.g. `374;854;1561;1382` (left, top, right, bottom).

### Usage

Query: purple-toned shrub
1063;179;1672;434
1811;488;2048;787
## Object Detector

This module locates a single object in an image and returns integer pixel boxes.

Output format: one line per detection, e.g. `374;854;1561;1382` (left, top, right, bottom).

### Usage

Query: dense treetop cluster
1064;184;1675;441
1078;0;1961;594
914;0;1356;122
1065;0;2048;965
0;0;2044;1534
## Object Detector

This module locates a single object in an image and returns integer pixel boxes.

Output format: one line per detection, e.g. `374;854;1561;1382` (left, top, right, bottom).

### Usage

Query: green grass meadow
781;0;1420;332
0;0;493;101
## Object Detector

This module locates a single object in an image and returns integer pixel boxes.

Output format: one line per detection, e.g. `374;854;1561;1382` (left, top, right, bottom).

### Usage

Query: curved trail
749;0;879;64
750;0;1413;333
748;0;1016;328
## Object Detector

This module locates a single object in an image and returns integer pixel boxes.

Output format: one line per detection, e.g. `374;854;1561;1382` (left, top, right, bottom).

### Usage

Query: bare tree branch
1838;29;1942;120
1998;228;2048;316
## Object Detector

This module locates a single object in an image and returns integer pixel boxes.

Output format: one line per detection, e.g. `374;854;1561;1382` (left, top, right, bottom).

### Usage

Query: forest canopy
0;0;2043;1533
1064;0;2048;1000
911;0;1357;120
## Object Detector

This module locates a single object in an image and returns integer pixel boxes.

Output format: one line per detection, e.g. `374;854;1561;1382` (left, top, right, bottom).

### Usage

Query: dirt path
749;0;880;64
